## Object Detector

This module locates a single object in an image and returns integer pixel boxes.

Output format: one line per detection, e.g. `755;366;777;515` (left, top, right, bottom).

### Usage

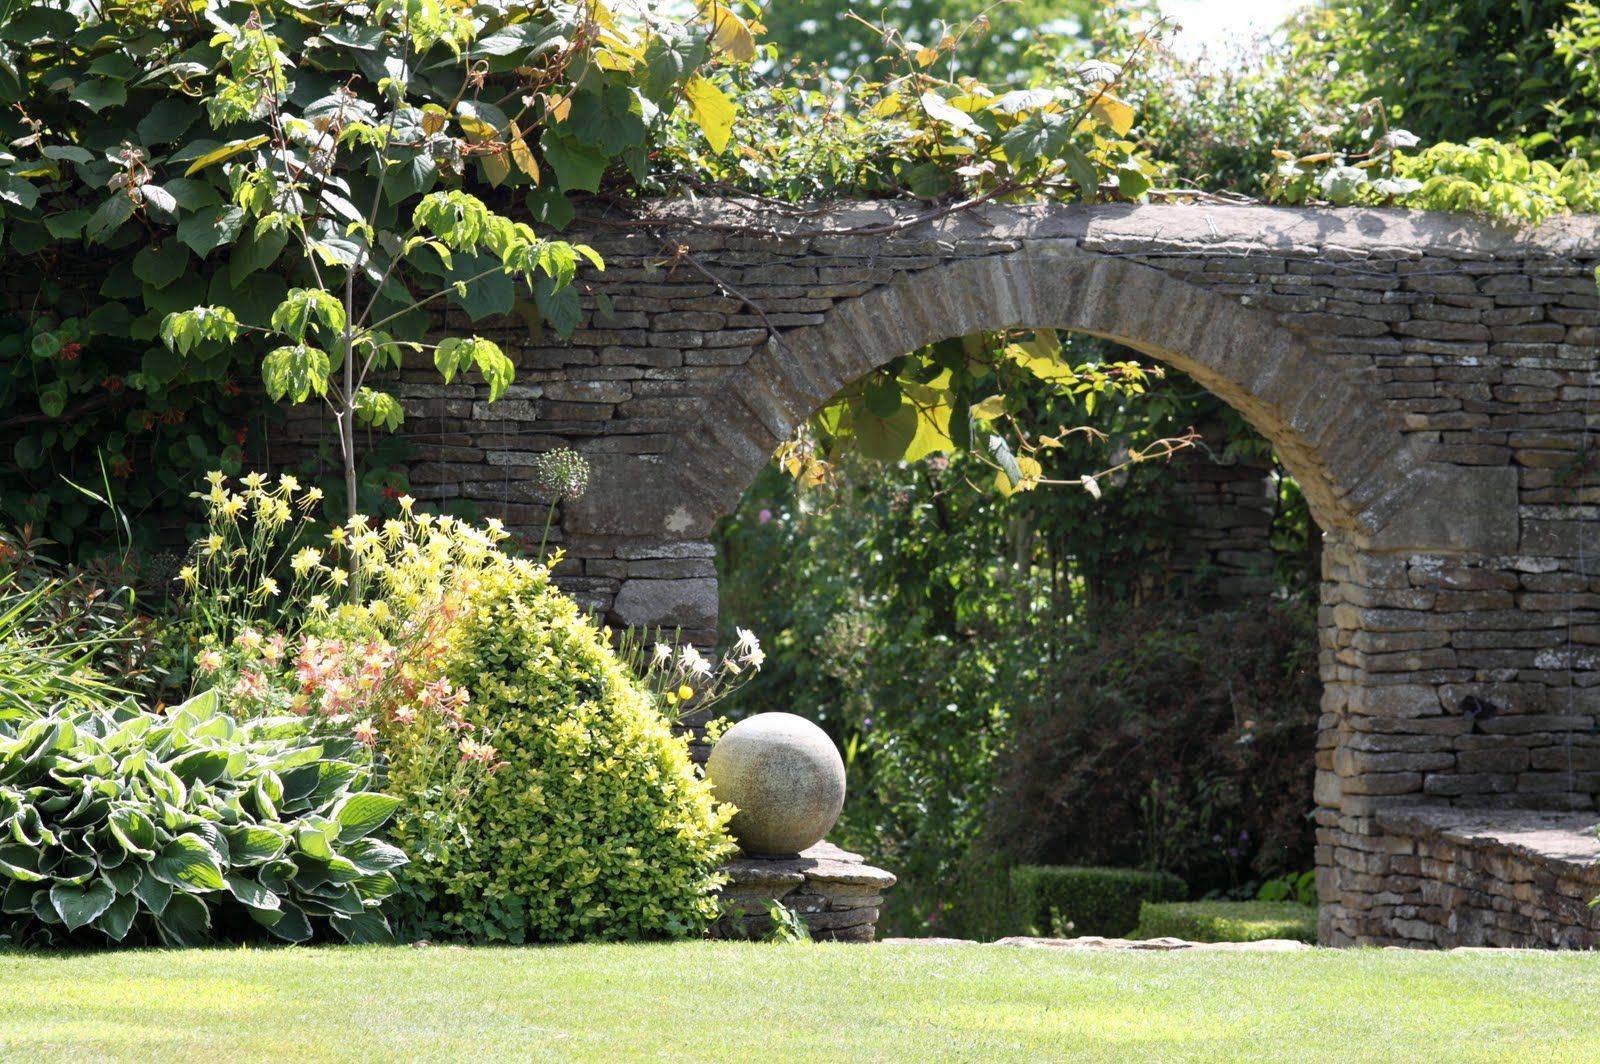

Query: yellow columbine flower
204;533;225;555
241;472;267;490
308;594;331;614
221;495;246;519
290;547;323;575
177;565;198;588
278;473;300;493
329;567;349;587
205;470;225;488
328;526;347;545
255;576;280;599
398;494;415;513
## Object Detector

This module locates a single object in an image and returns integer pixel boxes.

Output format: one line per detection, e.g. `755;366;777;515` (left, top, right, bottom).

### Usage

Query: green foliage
1288;0;1597;162
990;600;1321;893
0;577;130;719
0;0;746;542
659;14;1155;205
1268;136;1600;223
760;0;1117;83
389;559;734;942
1009;864;1185;938
0;689;404;947
1134;900;1317;944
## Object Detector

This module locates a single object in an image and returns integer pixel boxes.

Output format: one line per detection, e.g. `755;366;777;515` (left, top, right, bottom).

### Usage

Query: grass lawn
2;941;1597;1062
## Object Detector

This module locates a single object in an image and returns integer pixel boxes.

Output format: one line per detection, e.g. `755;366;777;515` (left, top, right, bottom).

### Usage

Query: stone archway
294;201;1600;946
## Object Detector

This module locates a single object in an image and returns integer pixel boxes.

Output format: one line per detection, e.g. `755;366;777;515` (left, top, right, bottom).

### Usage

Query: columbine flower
278;473;300;493
459;738;498;765
177;564;197;588
678;645;712;677
236;627;263;653
263;633;286;666
234;670;266;699
204;532;225;555
254;576;280;599
734;628;760;655
241;472;267;490
398;494;415;513
652;643;673;666
205;470;225;488
290;546;323;575
328;567;349;588
196;649;223;674
308;593;331;614
353;719;378;747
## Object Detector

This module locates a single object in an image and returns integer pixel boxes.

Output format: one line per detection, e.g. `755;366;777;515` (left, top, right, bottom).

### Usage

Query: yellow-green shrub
388;559;734;942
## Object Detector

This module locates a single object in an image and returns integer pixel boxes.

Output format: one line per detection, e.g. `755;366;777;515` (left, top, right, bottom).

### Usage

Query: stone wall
275;201;1600;947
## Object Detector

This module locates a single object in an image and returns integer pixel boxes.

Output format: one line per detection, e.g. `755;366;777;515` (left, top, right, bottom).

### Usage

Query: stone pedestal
714;842;896;942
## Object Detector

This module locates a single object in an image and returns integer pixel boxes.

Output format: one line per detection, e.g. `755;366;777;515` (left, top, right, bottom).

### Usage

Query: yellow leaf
482;149;510;187
872;93;903;118
915;47;938;67
1089;94;1135;136
420;105;449;136
969;395;1008;421
509;124;539;182
1016;456;1042;491
696;0;757;62
549;95;572;123
458;115;496;143
685;75;736;154
183;135;270;177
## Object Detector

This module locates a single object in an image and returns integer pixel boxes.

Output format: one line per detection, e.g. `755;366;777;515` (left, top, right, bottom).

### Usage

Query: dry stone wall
278;201;1600;947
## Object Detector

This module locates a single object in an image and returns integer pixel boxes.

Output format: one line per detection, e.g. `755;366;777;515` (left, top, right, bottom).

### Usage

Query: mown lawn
2;941;1597;1062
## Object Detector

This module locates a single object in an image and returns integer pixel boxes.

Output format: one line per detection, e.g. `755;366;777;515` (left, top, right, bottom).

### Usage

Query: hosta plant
0;689;405;947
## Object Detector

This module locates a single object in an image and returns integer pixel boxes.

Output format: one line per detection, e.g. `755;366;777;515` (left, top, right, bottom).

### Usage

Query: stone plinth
714;842;895;942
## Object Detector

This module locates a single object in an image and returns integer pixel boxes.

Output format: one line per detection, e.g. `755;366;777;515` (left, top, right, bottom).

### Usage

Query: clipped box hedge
1135;900;1318;944
1009;865;1186;938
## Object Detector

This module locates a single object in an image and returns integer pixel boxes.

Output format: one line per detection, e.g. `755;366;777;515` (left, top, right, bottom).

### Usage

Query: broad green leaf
50;878;115;931
85;194;133;244
96;893;137;941
332;792;402;841
225;873;281;912
70;78;126;113
541;133;608;193
152;834;226;893
176;205;246;257
132;242;189;289
155;892;210;946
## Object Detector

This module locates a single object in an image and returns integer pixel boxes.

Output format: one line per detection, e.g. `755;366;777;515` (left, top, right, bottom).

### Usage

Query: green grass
1135;900;1318;943
2;942;1598;1062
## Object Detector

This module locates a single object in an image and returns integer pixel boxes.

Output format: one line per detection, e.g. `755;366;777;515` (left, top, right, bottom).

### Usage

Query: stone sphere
707;712;846;856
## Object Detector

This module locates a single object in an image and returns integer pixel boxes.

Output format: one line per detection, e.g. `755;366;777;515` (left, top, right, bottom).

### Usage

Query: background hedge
1135;900;1317;944
1009;865;1186;938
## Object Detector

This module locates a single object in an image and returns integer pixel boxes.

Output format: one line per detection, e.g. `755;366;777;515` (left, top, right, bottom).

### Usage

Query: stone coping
624;199;1600;258
1375;804;1600;879
722;841;898;891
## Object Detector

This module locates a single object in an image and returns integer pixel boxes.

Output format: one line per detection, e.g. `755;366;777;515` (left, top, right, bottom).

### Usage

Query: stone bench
1368;805;1600;948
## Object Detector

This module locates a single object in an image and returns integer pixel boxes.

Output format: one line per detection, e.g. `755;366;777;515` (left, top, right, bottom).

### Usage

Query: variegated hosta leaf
0;691;406;947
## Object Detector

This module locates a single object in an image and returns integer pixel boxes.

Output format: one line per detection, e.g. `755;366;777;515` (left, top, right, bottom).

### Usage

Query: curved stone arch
664;243;1425;542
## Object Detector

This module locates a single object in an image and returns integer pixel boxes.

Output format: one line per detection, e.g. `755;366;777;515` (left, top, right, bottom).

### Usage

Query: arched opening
665;249;1424;938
